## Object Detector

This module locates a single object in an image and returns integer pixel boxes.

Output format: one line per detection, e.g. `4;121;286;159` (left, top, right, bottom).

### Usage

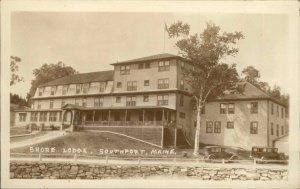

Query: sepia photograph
1;0;299;188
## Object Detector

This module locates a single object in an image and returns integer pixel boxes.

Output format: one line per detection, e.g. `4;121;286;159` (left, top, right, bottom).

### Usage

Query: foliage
27;62;78;102
10;56;24;86
10;93;28;107
166;21;244;155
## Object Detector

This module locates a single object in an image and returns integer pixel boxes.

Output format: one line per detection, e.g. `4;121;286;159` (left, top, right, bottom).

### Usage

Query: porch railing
83;121;165;127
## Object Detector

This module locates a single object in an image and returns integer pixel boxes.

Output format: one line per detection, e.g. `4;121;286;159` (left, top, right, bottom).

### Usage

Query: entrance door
64;111;72;125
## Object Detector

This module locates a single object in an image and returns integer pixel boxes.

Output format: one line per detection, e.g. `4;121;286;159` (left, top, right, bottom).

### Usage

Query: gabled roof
39;70;114;87
215;81;287;107
110;53;181;65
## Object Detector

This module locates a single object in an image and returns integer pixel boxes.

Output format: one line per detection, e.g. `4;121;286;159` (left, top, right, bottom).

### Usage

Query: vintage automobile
203;146;237;160
250;146;286;160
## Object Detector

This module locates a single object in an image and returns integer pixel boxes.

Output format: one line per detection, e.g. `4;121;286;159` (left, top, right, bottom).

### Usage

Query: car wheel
208;154;215;160
279;153;285;160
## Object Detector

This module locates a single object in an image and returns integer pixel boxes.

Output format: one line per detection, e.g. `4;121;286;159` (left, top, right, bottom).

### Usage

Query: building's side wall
188;100;269;150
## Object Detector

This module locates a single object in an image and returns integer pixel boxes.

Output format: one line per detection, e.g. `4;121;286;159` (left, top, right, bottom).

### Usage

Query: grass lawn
10;127;30;136
11;131;164;156
10;131;48;143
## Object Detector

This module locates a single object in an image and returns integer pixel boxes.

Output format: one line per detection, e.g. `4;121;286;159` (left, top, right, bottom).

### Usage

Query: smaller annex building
12;53;289;150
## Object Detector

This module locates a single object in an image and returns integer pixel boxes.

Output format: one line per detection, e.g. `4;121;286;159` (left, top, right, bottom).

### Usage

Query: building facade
13;53;288;149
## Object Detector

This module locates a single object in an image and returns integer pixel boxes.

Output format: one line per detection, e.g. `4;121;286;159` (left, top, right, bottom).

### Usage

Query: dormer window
158;61;170;71
76;84;82;94
99;82;106;92
62;85;68;95
120;65;130;75
51;86;56;96
38;88;44;96
83;83;90;94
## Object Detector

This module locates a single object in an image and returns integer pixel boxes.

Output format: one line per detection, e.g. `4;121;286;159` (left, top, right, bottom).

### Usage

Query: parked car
250;146;286;160
203;146;237;160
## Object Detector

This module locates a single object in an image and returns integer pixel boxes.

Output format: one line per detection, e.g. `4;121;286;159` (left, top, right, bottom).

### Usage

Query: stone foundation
10;161;288;180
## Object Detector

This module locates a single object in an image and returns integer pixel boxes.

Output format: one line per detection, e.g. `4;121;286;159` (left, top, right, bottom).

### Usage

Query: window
271;103;274;115
145;62;150;69
271;123;274;135
157;95;169;106
179;112;186;119
82;98;87;107
127;81;137;91
158;78;169;89
250;122;258;134
206;121;213;133
143;95;149;102
49;100;54;109
94;97;104;107
228;103;235;114
126;96;136;106
158;61;170;71
276;105;279;117
19;113;26;122
179;95;184;106
38;88;44;96
116;82;122;88
76;84;82;94
83;83;90;93
227;122;234;129
39;112;47;122
99;82;106;92
281;126;284;135
59;112;62;122
251;102;258;113
75;98;81;106
214;122;221;133
37;101;41;109
30;112;38;122
281;107;284;118
138;63;144;69
120;65;130;75
116;96;121;103
276;124;279;136
180;79;184;90
61;99;65;107
62;85;68;95
51;86;56;95
220;103;227;114
144;80;149;86
49;112;57;122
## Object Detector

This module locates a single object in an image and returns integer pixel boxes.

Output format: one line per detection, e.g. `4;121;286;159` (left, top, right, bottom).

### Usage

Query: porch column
108;110;111;121
92;110;95;126
125;109;128;126
162;109;165;122
143;109;145;125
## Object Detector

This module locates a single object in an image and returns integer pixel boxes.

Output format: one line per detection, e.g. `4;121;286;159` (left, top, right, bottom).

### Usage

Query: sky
10;12;289;98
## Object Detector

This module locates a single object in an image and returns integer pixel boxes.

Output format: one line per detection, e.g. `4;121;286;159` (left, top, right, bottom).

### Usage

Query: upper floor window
220;103;227;114
271;122;274;135
276;105;279;117
179;95;184;106
144;80;150;86
61;99;65;107
51;86;56;96
116;96;121;103
281;107;284;118
94;97;104;107
250;121;258;134
99;82;106;92
214;121;221;133
76;84;82;94
206;121;213;133
38;88;44;96
227;122;234;129
179;112;186;119
138;63;144;69
271;103;274;115
120;65;130;75
276;124;279;136
126;96;136;106
19;113;27;122
127;81;137;91
145;62;151;69
49;100;54;109
158;61;170;71
75;98;81;106
228;103;235;114
37;101;41;110
180;79;184;90
158;78;169;89
62;85;68;95
157;94;169;106
39;112;47;122
116;82;122;88
82;98;87;107
143;95;149;102
251;102;258;114
83;83;90;94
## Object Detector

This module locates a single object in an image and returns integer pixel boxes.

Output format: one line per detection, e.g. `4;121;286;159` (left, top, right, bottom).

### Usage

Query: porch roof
62;104;175;110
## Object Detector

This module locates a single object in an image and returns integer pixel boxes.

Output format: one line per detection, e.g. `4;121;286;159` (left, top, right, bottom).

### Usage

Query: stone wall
10;161;288;180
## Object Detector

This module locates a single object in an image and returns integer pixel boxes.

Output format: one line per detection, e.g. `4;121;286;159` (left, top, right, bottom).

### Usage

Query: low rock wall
10;161;288;180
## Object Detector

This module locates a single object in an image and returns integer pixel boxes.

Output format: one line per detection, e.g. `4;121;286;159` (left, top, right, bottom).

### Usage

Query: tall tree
166;21;244;155
10;93;28;107
10;56;24;86
27;62;78;102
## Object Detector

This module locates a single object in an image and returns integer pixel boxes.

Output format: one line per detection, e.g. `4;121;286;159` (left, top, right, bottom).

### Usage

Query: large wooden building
13;53;288;149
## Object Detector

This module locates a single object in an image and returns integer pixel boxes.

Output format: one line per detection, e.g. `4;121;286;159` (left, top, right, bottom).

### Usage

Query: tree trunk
193;105;201;155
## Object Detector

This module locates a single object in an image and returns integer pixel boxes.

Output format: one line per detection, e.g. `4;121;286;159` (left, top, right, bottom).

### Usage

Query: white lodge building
13;53;288;149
